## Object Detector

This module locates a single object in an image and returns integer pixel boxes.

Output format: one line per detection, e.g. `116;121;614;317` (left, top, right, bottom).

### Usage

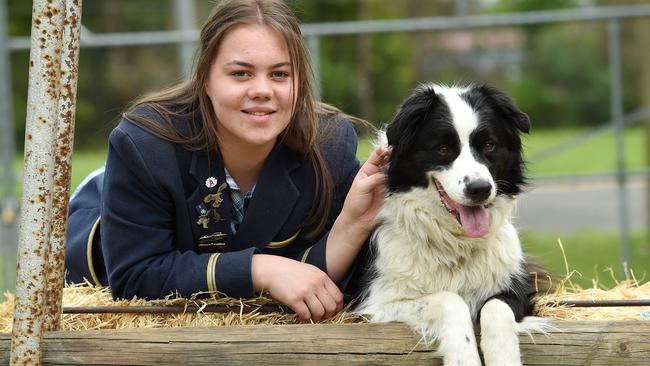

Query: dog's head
385;83;530;238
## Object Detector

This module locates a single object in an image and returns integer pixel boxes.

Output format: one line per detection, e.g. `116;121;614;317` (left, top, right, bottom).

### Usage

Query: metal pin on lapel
205;176;218;188
196;203;211;229
204;182;228;208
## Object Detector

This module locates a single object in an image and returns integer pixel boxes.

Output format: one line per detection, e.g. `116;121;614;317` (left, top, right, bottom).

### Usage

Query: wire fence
1;2;649;295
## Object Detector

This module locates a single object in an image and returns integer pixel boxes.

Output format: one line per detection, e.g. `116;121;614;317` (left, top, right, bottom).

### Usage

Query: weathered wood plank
0;332;9;365
519;321;650;365
1;321;649;365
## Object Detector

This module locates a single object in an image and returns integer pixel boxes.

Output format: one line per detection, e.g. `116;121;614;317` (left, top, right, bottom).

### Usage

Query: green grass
12;149;108;199
520;230;650;289
522;126;646;177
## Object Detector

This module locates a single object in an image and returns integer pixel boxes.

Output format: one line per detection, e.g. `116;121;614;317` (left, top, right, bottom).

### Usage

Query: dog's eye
483;142;495;153
437;145;451;155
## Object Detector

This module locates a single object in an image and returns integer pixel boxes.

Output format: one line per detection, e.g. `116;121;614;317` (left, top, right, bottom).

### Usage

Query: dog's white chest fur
358;186;523;320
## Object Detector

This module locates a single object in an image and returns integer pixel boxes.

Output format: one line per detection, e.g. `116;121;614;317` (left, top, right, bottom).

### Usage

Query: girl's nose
247;77;272;100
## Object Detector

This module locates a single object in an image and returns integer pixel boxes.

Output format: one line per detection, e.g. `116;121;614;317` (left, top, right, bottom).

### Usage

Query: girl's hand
252;254;343;321
339;145;390;236
324;145;390;283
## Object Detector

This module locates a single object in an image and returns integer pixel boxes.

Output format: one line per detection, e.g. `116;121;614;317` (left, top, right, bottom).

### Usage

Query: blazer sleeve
285;119;360;274
102;123;256;299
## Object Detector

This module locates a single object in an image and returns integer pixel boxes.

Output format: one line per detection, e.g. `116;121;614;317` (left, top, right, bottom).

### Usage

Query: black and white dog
356;83;548;366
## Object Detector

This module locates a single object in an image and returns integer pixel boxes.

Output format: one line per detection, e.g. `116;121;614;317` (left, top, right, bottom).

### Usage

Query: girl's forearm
324;213;371;283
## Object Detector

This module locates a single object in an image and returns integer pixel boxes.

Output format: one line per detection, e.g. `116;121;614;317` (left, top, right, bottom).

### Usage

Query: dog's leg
479;298;521;366
371;291;481;366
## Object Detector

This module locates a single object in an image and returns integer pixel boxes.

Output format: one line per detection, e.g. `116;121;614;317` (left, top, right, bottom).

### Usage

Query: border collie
356;83;548;366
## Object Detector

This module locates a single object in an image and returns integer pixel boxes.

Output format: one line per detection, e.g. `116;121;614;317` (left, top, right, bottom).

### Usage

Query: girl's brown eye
438;146;451;155
484;142;495;153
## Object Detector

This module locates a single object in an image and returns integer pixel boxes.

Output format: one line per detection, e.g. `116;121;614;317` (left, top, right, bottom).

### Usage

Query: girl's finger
323;279;344;310
291;301;311;321
363;145;389;168
304;294;326;321
355;172;387;194
315;287;339;319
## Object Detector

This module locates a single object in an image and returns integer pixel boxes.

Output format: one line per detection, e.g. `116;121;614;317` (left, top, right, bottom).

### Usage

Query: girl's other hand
251;254;343;321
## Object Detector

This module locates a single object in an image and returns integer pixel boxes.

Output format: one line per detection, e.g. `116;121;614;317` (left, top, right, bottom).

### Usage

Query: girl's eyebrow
224;60;291;68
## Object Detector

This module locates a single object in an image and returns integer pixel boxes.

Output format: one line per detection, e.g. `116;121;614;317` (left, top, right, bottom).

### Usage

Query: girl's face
205;23;297;155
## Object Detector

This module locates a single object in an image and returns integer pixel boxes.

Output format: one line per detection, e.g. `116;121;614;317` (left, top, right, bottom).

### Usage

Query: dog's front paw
479;300;523;366
413;324;481;366
443;352;482;366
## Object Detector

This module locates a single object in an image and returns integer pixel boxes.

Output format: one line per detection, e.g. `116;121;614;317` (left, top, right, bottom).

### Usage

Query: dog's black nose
464;180;492;202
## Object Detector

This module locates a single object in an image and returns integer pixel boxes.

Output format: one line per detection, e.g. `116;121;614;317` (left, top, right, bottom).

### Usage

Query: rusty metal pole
42;0;82;332
10;0;81;364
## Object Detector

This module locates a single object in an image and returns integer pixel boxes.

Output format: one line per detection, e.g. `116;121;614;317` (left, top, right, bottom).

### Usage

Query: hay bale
531;239;650;321
2;279;649;332
534;278;650;321
1;283;367;332
2;242;649;332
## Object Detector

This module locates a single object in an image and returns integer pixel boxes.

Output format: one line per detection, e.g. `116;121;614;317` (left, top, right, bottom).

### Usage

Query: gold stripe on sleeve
206;253;221;293
86;216;103;286
300;245;314;263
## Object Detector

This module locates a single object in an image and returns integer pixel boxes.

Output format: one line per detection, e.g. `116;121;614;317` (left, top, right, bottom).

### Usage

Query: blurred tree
7;0;181;150
488;0;620;127
508;23;610;127
74;0;180;149
6;0;648;148
293;0;420;127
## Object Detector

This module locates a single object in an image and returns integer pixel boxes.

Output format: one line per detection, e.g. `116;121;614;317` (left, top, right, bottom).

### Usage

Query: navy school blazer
66;109;360;300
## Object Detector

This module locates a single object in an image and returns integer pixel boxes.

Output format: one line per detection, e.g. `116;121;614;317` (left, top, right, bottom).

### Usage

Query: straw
2;238;649;331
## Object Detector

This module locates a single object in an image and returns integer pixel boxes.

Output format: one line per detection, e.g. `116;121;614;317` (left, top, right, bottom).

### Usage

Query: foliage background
4;0;648;148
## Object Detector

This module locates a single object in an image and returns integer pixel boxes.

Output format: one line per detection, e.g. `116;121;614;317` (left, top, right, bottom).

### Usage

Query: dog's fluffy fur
356;83;549;365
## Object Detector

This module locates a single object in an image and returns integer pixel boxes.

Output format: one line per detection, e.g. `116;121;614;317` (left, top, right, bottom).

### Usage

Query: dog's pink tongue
458;205;489;238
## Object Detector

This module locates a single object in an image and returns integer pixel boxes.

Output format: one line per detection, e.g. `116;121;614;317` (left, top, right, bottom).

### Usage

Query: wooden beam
1;321;649;365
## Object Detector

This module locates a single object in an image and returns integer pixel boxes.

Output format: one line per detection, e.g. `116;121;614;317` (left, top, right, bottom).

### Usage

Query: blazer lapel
187;149;234;249
233;143;301;251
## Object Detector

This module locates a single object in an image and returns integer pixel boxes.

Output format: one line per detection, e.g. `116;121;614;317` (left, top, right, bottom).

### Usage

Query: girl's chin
237;134;281;150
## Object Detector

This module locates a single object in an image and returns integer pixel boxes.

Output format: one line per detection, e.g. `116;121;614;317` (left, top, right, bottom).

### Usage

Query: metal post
608;19;632;274
173;0;196;79
0;0;18;295
455;0;468;16
42;0;82;332
307;35;321;100
10;0;82;364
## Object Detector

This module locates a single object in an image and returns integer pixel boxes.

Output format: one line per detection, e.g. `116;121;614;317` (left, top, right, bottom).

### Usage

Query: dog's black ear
386;86;441;155
479;85;530;134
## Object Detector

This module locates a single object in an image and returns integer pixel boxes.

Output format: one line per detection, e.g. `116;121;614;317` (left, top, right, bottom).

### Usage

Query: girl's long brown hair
122;0;351;237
